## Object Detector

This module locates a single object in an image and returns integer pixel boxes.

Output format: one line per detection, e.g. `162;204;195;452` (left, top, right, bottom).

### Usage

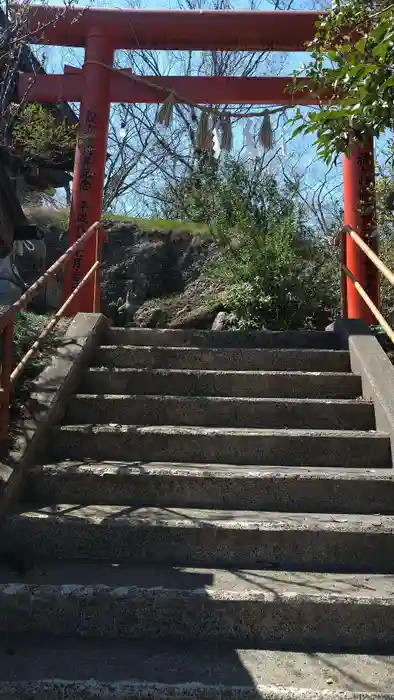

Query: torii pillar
63;28;114;314
343;136;379;323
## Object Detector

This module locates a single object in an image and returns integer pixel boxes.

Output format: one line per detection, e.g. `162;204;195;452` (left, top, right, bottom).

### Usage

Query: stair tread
105;328;341;349
55;425;387;438
4;324;393;675
31;461;392;478
66;394;375;430
1;562;393;597
9;505;394;531
93;345;351;371
0;635;391;691
83;367;361;401
72;394;370;404
52;423;390;440
98;345;348;353
88;367;354;377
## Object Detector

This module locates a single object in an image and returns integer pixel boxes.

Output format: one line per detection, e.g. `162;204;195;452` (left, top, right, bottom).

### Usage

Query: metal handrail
0;221;101;441
336;225;394;344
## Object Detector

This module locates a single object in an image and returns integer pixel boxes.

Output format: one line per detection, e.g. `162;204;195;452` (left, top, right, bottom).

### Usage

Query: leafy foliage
292;0;394;163
11;103;77;165
161;157;340;329
160;152;219;223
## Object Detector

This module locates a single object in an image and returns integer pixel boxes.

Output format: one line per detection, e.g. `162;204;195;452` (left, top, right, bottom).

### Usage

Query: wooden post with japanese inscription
343;137;379;323
63;28;114;314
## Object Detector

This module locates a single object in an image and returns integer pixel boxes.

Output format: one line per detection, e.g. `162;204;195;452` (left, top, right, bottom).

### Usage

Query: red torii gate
20;5;378;321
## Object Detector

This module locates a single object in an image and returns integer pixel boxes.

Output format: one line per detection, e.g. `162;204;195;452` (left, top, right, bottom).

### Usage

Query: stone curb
0;312;108;519
329;319;394;467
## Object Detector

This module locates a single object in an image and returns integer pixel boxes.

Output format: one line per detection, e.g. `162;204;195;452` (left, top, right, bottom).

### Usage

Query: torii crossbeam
19;5;378;321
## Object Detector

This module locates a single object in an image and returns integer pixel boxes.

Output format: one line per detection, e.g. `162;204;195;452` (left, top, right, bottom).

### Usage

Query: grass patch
102;213;209;235
27;207;209;237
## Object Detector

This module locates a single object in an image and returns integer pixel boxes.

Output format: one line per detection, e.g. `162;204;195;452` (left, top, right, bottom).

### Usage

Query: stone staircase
0;326;394;699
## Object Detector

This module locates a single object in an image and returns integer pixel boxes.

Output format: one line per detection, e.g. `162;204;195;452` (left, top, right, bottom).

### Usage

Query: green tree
210;160;338;329
161;156;340;329
292;0;394;164
11;103;76;165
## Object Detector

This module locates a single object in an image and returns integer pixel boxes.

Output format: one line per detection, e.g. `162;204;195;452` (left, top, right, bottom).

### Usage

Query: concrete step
2;506;394;571
0;637;392;699
0;567;393;648
94;346;351;372
65;395;375;430
27;463;394;513
48;425;391;467
81;368;362;399
105;327;341;349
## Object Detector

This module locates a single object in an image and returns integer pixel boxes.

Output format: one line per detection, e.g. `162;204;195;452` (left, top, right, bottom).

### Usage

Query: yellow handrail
0;221;102;441
342;265;394;344
343;225;394;287
338;226;394;344
10;261;99;386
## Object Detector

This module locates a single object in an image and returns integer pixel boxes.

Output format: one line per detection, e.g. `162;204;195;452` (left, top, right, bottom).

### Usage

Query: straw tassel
219;115;233;152
157;93;175;126
259;110;274;151
197;111;212;151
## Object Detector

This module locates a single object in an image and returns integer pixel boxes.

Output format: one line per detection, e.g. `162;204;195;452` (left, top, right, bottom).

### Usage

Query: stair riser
2;521;393;572
0;588;392;649
66;396;374;430
94;347;350;372
28;470;394;514
49;430;391;467
105;329;341;349
82;371;362;399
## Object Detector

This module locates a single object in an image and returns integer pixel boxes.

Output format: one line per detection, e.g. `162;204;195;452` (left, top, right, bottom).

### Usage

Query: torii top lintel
26;5;324;51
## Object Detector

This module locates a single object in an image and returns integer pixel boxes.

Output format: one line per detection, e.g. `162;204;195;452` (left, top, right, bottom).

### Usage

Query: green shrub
203;159;339;329
12;311;57;374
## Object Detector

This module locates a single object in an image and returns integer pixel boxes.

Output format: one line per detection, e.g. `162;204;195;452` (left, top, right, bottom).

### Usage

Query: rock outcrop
40;216;221;328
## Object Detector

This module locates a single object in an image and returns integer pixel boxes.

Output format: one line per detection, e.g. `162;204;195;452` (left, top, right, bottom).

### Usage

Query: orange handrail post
339;228;348;320
93;226;106;314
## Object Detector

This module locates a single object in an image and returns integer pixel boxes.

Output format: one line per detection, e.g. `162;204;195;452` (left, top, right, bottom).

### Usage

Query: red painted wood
26;6;323;51
62;30;113;314
343;138;378;323
18;72;327;106
21;4;377;320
